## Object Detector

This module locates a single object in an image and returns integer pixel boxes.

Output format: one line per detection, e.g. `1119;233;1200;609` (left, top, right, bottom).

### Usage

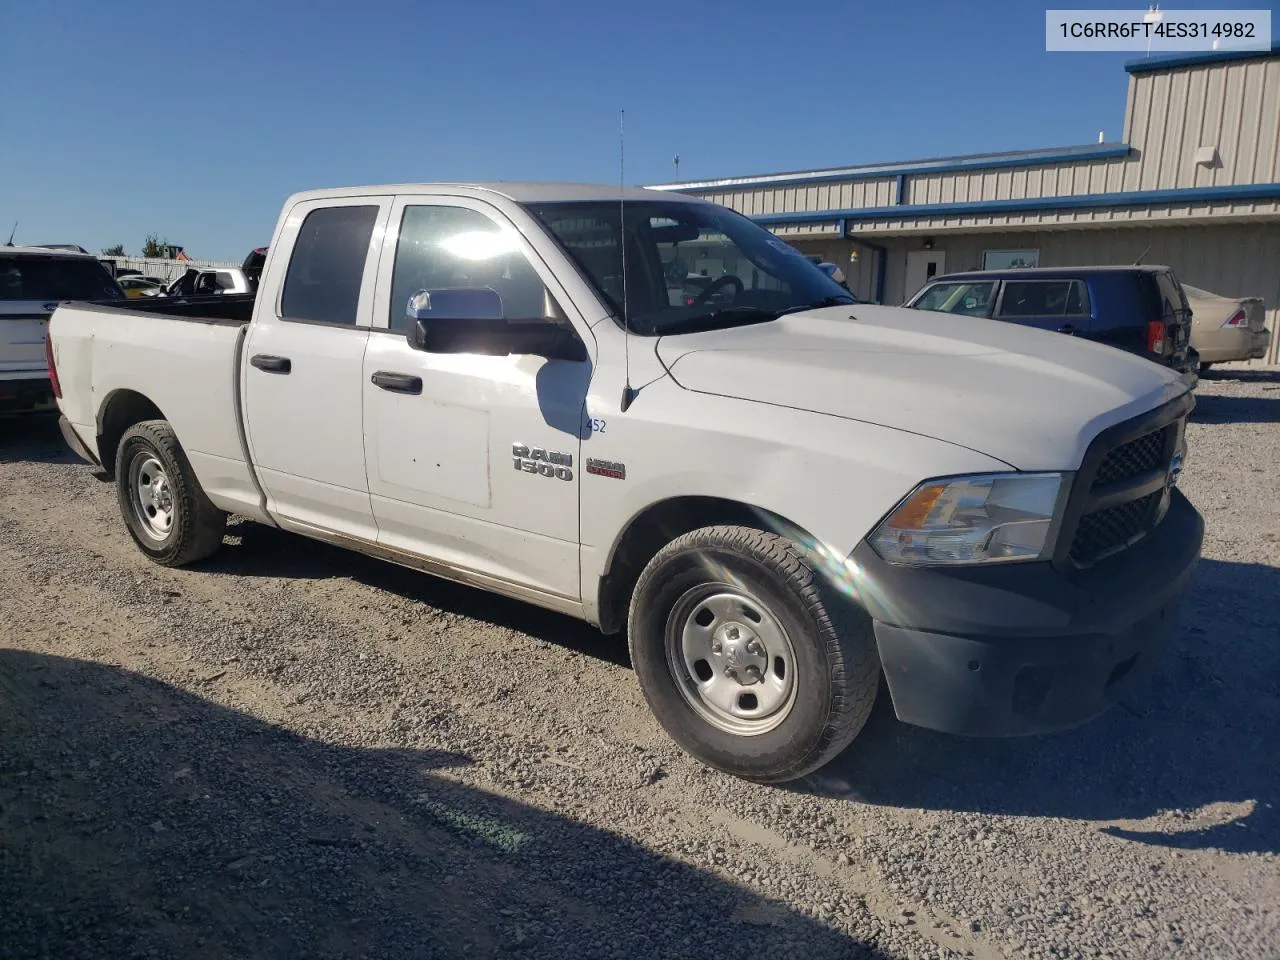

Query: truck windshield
524;200;855;335
0;255;125;302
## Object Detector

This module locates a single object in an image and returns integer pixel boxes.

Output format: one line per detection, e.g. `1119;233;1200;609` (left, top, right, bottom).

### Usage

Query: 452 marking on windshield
512;443;573;480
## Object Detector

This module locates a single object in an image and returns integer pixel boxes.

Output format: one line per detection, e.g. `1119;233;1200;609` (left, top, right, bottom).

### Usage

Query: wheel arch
595;495;826;635
97;389;167;476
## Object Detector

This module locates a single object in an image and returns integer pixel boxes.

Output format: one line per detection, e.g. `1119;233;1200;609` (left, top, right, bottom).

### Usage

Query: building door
904;250;946;302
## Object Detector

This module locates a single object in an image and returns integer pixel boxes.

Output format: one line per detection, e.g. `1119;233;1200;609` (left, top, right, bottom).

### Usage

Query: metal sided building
650;44;1280;364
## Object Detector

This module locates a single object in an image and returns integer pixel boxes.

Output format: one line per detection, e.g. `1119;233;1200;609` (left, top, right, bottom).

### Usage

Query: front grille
1092;427;1168;489
1070;491;1163;565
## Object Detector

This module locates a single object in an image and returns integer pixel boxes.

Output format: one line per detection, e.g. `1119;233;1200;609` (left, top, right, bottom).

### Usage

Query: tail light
1146;319;1167;354
45;333;62;399
1221;308;1247;328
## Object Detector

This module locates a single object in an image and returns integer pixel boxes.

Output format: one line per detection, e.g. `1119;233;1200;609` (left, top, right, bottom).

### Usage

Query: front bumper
850;488;1203;737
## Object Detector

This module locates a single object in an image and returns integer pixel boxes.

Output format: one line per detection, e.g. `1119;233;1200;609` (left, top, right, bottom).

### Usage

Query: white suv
1;246;123;414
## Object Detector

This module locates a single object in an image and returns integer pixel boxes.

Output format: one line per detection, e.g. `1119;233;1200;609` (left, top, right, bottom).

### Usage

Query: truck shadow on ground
0;650;886;960
798;557;1279;856
1189;393;1280;424
0;414;78;465
209;519;627;667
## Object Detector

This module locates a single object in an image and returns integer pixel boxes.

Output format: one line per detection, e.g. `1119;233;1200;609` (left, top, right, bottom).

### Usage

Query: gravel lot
2;368;1278;959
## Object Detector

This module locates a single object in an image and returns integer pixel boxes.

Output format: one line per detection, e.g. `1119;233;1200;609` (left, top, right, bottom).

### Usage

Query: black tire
115;419;226;567
1199;362;1213;374
627;525;879;783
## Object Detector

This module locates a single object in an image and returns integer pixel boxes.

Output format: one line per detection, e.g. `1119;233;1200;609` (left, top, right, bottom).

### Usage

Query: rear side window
1154;271;1188;318
998;280;1090;317
912;281;996;316
0;255;124;301
281;206;378;326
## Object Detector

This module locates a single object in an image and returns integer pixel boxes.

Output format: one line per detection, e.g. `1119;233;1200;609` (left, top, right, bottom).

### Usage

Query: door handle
250;354;292;373
371;371;423;395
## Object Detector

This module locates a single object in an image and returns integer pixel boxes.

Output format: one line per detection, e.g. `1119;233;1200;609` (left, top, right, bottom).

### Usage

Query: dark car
905;266;1199;384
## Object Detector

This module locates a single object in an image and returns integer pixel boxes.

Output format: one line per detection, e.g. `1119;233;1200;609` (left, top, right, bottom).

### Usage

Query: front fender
578;380;1009;615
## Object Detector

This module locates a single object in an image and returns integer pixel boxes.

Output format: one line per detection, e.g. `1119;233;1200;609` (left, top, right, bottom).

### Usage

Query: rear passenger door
994;279;1091;336
241;198;392;541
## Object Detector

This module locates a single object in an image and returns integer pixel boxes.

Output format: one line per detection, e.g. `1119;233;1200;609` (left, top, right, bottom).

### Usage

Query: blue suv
906;266;1199;384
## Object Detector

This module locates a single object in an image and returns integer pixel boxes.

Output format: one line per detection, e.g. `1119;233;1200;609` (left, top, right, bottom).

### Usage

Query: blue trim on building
1125;42;1280;75
749;183;1280;226
895;174;907;205
650;143;1132;193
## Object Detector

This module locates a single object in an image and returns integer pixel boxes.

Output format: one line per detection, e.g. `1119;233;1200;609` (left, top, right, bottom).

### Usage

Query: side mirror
405;287;509;354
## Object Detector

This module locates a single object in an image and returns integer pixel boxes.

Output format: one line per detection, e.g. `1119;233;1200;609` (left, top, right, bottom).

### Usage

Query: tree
101;243;126;257
140;234;171;259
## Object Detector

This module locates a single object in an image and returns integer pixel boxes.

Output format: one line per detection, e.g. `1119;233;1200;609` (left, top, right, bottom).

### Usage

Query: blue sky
0;0;1264;260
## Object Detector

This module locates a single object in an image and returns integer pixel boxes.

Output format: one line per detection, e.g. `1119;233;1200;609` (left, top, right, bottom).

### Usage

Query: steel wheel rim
665;584;798;736
128;452;175;541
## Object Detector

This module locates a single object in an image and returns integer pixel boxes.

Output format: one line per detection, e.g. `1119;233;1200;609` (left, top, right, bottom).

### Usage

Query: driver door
361;195;593;603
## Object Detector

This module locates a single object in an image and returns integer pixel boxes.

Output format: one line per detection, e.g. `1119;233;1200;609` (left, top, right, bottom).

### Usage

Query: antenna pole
620;109;636;412
5;221;16;246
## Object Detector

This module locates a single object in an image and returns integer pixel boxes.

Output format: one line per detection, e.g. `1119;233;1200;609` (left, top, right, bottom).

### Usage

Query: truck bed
49;298;260;517
91;293;256;326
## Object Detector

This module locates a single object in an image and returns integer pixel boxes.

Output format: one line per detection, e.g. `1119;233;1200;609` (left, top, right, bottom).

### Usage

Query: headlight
870;473;1068;565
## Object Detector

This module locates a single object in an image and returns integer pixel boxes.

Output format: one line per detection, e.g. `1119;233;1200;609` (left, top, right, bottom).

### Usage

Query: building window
982;249;1039;270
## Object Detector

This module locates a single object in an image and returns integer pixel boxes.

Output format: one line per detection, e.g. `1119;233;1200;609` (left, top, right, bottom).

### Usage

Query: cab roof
283;182;712;206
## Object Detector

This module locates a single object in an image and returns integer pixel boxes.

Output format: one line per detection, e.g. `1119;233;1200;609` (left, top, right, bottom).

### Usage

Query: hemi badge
586;458;626;480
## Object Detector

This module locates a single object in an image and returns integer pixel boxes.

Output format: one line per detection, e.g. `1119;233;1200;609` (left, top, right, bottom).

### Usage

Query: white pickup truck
48;183;1203;782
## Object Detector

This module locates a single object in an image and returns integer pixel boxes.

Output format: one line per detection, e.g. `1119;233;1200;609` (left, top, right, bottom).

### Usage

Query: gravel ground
1;368;1278;959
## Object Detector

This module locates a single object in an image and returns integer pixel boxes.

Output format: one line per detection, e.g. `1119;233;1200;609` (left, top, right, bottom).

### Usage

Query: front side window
388;205;550;332
281;205;378;326
525;200;854;336
998;280;1090;317
0;255;124;302
912;281;996;316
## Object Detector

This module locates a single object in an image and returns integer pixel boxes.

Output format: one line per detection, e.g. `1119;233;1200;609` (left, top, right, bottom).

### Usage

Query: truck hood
656;304;1189;470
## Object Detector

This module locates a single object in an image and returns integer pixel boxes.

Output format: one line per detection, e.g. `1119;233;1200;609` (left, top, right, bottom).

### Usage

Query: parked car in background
165;267;253;298
1;246;123;414
905;266;1199;386
31;243;91;254
1181;283;1271;371
118;276;164;299
49;181;1202;784
242;246;268;292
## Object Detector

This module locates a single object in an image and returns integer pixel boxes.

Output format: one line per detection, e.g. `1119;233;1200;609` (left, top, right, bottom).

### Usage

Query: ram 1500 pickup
48;183;1204;783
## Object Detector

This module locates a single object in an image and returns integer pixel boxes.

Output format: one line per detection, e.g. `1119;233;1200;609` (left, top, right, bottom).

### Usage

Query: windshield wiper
775;296;857;317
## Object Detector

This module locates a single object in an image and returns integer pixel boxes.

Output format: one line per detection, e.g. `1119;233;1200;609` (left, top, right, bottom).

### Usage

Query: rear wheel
115;420;226;566
627;525;879;783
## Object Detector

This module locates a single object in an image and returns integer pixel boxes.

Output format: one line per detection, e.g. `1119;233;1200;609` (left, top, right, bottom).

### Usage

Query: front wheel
115;420;227;566
627;525;879;783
